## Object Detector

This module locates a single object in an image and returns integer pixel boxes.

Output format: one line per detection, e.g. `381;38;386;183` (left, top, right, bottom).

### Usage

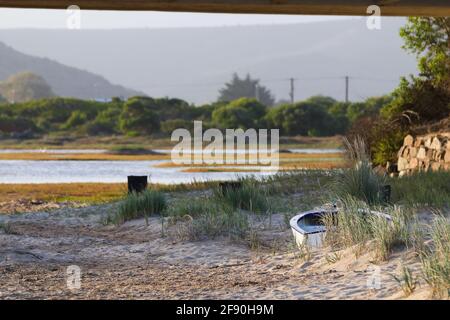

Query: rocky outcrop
397;133;450;176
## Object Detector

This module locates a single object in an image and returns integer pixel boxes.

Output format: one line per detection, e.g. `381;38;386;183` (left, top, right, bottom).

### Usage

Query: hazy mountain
0;42;142;100
0;18;418;104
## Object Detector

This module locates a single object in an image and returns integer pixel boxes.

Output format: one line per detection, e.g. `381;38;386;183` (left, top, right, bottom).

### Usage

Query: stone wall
397;133;450;176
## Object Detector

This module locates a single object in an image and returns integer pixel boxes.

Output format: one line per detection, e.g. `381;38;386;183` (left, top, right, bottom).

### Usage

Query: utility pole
254;83;260;102
289;78;295;104
345;76;349;103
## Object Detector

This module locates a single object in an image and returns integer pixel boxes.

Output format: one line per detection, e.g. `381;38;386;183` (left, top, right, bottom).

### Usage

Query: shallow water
0;148;341;184
0;160;276;184
0;148;342;154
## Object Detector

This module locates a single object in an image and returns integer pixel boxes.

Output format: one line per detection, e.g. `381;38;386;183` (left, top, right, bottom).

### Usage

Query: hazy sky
0;8;357;29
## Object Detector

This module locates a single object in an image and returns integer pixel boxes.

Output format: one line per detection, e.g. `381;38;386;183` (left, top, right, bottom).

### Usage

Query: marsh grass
390;171;450;208
108;190;167;225
420;215;450;297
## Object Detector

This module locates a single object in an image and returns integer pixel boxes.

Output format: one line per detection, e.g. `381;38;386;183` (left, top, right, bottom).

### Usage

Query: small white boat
290;209;337;248
290;208;392;248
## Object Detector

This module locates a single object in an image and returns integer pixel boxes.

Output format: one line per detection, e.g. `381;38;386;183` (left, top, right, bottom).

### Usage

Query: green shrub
371;129;405;166
61;110;88;129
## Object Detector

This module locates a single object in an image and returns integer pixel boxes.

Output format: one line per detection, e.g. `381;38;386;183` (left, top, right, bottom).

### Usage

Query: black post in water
128;176;148;193
382;184;391;203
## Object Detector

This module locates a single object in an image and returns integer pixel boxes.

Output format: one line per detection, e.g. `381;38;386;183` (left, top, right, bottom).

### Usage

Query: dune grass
369;206;411;261
166;197;222;220
322;196;411;260
106;190;167;225
392;266;418;297
212;178;270;214
180;209;250;241
167;196;250;241
420;215;450;297
330;137;386;205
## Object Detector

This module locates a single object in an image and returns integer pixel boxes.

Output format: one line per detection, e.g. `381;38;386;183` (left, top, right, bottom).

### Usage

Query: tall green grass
166;197;219;220
262;170;334;195
322;196;410;260
213;178;269;214
322;196;373;251
330;137;386;205
369;206;410;261
109;190;167;225
390;171;450;208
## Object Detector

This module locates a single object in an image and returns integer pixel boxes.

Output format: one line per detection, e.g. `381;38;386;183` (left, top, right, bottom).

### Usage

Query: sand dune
0;204;432;299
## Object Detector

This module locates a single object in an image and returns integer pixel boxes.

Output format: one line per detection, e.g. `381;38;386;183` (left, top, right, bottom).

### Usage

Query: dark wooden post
381;184;391;203
128;176;148;193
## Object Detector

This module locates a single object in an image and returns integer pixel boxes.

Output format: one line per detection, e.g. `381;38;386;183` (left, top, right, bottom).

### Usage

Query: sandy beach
0;204;431;300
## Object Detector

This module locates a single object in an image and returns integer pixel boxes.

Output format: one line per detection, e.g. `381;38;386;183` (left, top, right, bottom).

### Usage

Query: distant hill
0;72;54;102
0;18;418;104
0;42;143;100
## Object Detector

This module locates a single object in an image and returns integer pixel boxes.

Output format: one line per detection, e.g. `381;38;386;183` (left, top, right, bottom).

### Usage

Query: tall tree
218;73;275;107
381;18;450;124
400;17;450;93
368;18;450;165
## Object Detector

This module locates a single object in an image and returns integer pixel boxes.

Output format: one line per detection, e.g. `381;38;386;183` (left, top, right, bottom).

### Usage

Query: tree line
0;93;392;139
